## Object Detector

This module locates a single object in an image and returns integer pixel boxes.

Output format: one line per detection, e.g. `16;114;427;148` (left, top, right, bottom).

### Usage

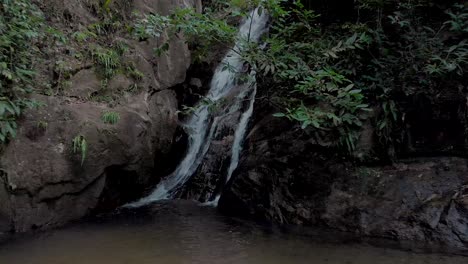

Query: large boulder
220;114;468;253
0;91;179;233
322;158;468;251
0;0;197;234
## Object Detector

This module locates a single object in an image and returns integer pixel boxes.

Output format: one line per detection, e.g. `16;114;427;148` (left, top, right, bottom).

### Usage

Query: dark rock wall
219;108;468;253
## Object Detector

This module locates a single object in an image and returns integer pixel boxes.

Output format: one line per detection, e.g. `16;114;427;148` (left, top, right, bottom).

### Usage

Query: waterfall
127;8;269;208
206;85;257;206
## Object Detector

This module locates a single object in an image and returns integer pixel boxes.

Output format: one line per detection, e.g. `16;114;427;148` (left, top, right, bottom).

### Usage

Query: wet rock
220;113;468;253
178;111;242;202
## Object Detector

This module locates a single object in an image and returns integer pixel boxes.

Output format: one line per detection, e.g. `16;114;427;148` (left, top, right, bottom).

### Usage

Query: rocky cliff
219;107;468;254
0;0;201;234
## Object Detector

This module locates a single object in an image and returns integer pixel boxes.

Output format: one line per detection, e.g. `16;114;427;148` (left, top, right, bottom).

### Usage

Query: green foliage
72;30;97;42
103;0;113;13
235;2;372;152
0;98;20;142
131;0;372;152
45;26;67;44
101;111;120;125
376;100;398;149
283;70;370;132
444;4;468;33
129;68;144;80
196;0;468;155
53;60;75;93
180;97;222;117
133;8;237;60
357;0;386;9
349;3;467;156
88;20;122;36
125;63;144;81
37;120;48;130
66;1;139;99
0;0;44;143
72;135;88;166
90;94;114;104
260;1;468;155
114;41;129;55
91;45;121;78
208;0;289;17
382;5;468;80
134;13;171;40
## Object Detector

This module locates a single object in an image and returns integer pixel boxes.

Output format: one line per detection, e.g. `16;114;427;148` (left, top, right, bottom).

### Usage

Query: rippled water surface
0;201;466;264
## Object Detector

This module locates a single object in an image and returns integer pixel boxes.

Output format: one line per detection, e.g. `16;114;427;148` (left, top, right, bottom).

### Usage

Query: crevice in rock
93;165;148;212
39;173;105;204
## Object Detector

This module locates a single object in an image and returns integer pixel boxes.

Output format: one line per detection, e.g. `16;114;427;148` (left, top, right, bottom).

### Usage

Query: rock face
219;114;468;253
0;0;201;234
178;111;242;202
324;159;468;250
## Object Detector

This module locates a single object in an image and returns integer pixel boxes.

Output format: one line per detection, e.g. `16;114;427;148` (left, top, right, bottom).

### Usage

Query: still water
0;200;466;264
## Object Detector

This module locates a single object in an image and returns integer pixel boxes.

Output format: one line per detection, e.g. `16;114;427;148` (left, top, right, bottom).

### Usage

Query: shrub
0;0;44;143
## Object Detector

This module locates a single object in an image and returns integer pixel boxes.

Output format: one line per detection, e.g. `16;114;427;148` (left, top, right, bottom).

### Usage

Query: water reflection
0;200;466;264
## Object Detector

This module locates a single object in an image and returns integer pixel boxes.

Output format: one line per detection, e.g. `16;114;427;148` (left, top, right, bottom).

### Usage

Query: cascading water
207;79;258;206
127;8;269;207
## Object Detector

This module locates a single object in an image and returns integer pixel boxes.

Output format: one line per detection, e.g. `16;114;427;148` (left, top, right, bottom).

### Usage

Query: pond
0;200;466;264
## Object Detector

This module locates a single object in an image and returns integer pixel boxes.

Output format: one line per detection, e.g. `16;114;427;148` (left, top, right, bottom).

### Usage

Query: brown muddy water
0;200;466;264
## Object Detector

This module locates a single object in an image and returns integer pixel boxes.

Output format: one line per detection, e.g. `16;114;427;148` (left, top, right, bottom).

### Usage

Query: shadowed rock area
219;112;468;254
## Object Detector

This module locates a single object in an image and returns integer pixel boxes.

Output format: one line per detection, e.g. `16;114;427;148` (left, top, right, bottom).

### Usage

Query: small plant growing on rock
90;45;120;78
125;64;144;81
72;135;88;166
103;0;113;13
114;41;129;55
37;121;48;130
72;30;97;42
101;111;120;125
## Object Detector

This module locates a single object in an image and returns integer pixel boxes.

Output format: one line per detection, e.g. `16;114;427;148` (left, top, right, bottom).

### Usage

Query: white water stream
127;8;269;207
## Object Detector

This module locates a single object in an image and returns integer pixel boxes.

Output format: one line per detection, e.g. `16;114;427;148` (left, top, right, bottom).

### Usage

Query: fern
72;30;97;42
444;4;468;33
125;64;144;81
0;0;44;143
101;111;120;125
72;135;88;166
91;46;121;78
